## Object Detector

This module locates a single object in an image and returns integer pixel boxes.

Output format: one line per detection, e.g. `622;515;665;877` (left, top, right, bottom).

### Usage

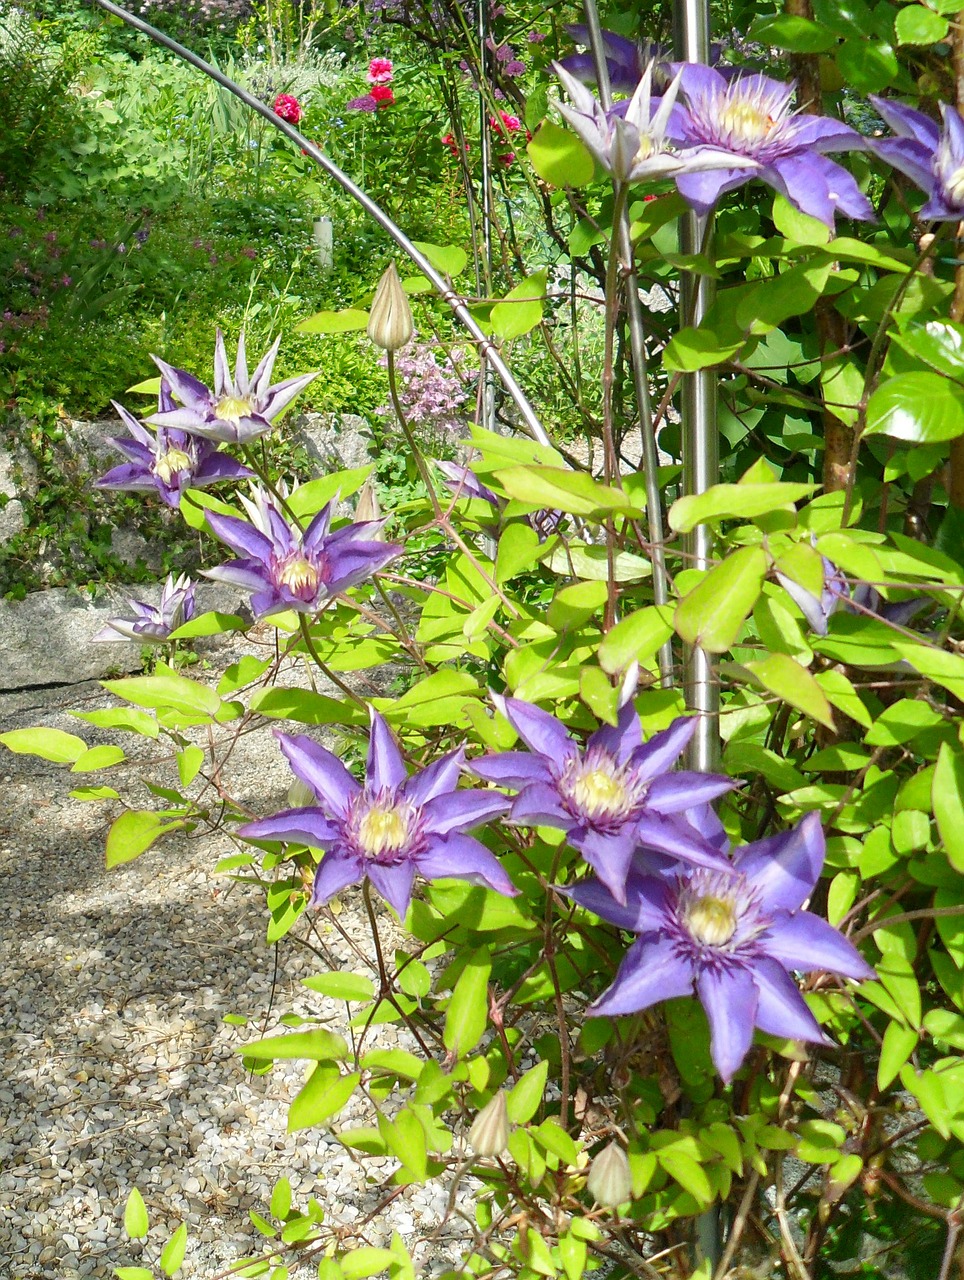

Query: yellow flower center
356;803;411;856
277;554;319;594
685;894;738;947
154;447;192;484
215;394;255;426
946;163;964;205
718;99;775;147
568;766;628;821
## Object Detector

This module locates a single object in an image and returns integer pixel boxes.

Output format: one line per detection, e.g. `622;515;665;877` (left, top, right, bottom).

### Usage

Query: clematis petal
201;561;273;592
589;934;695;1016
259;370;321;423
588;698;643;764
367;709;409;792
151;355;214;414
213;329;231;397
752;957;831;1044
250;334;282;399
510;782;573;828
324;543;404;594
421;789;510;835
276;731;359;816
205;509;275;563
311;851;364;906
239;806;340;849
561;870;671;933
631;716;698;780
367;859;417;919
492;693;577;762
234;329;251;394
471;750;554;789
634;811;729;869
869;95;940;148
95;462;158;491
406;749;464;805
570;826;640;905
675;165;756;215
736;811;825;912
645;770;734;814
764;911;874;981
696;965;758;1082
415;832;518;896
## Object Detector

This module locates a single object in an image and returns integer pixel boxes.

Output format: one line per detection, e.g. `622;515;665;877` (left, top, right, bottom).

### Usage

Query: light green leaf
301;972;375;1002
0;727;86;763
598;606;674;674
412;241;468;277
285;467;373;520
895;5;949;44
547;580;608;630
663;325;744;372
288;1065;359;1132
177;745;205;788
742;653;835;729
168;611;245;640
541;543;652;582
123;1188;149;1240
495;466;641;516
934;744;964;874
126;376;163;396
443;946;491;1056
674;547;767;653
496;522;542;583
250;686;366;727
890;641;964;700
771;193;831;244
669;480;813;531
527;120;595;187
106;810;184;869
270;1177;290;1223
72;707;159;738
878;1021;918;1090
295;308;370;334
490;270;548;340
865;372;964;443
114;1270;155;1280
240;1029;350;1061
159;1222;188;1276
506;1060;548;1125
748;12;837;51
657;1149;714;1204
102;674;220;717
341;1247;396;1280
814;668;872;728
892;319;964;376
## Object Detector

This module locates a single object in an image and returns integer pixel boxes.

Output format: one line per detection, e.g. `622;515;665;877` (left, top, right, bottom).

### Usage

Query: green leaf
341;1247;396;1280
72;707;159;738
412;241;468;277
657;1149;714;1204
890;641;964;700
286;467;373;520
735;260;832;334
771;194;832;245
895;5;949;44
669;480;813;532
598;606;674;674
748;11;837;50
892;319;964;377
663;325;744;372
250;686;366;727
70;744;125;772
443;946;491;1057
159;1222;188;1276
547;580;608;630
106;810;184;869
865;372;964;443
301;972;375;1002
878;1021;919;1090
674;547;767;653
295;308;370;334
177;745;205;788
506;1060;548;1124
934;744;964;874
102;674;221;718
496;466;641;517
814;668;872;728
126;375;162;396
114;1270;155;1280
496;522;542;583
835;37;899;93
168;611;245;640
541;543;652;582
288;1065;359;1132
490;270;548;340
124;1188;149;1240
240;1029;350;1060
742;653;835;729
0;727;86;763
527;120;595;187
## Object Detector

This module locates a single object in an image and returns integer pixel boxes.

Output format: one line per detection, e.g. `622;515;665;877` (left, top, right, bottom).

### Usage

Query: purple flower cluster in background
378;334;468;435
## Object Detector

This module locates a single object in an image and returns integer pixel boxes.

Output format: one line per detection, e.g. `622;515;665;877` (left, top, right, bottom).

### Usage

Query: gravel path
0;662;468;1279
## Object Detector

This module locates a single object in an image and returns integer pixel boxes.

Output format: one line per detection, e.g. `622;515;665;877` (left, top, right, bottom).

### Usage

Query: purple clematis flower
562;811;874;1081
671;66;874;226
203;486;402;618
868;97;964;221
149;331;319;445
472;696;734;905
436;460;500;506
93;573;196;643
775;555;851;636
239;711;517;919
553;60;752;188
96;381;253;508
558;26;670;95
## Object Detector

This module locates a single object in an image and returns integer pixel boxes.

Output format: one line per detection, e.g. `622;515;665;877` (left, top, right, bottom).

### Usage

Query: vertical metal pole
674;0;720;775
477;0;498;436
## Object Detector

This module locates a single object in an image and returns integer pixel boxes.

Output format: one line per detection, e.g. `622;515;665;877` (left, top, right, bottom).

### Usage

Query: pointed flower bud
587;1142;632;1208
468;1091;510;1157
367;262;413;352
354;475;383;537
287;778;316;809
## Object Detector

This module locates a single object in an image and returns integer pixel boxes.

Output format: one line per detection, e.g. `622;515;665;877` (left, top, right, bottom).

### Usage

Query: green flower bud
468;1091;509;1157
367;262;413;352
587;1141;632;1208
287;778;316;809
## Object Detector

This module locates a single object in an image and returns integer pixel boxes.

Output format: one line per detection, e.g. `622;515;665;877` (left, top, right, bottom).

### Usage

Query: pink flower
491;110;521;135
273;93;302;124
371;84;395;108
441;132;470;157
367;56;393;85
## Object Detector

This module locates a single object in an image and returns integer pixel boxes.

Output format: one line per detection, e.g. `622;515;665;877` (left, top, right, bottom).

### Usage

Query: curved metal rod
87;0;554;450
